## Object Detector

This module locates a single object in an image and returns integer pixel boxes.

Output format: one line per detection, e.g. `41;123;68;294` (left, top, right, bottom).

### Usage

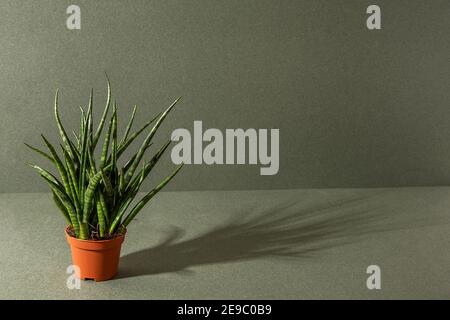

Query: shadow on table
116;193;421;279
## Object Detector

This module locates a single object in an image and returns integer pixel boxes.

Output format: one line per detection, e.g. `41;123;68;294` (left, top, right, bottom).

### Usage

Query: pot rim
64;226;127;244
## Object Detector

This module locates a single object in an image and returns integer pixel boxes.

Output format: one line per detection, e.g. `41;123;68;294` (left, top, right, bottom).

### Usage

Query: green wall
1;0;450;192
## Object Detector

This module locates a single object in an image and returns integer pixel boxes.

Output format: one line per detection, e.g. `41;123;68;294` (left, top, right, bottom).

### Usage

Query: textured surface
0;188;449;299
2;1;450;192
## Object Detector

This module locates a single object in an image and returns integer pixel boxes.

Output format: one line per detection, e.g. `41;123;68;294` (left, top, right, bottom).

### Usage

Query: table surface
1;187;449;299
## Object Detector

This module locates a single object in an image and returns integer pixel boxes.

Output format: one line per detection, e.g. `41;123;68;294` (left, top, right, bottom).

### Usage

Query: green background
1;0;450;192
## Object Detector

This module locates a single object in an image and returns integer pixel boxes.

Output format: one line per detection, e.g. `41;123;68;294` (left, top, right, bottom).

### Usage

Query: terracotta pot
65;227;126;282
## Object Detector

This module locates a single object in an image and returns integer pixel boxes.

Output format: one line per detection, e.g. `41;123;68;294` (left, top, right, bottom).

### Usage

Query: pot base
79;273;117;282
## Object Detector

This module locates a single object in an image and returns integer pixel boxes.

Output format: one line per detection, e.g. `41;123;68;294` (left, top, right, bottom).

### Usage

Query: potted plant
25;77;183;281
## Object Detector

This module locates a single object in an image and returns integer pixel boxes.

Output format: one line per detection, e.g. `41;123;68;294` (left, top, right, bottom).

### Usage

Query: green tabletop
0;188;449;299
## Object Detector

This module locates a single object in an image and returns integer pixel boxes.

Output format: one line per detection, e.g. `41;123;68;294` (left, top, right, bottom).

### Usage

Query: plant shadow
116;193;420;279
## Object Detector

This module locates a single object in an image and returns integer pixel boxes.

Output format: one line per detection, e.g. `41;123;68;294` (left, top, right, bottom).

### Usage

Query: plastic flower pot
65;227;126;282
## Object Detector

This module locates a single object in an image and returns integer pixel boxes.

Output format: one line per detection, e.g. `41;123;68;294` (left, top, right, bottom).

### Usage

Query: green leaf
82;165;112;223
99;106;115;169
68;139;81;166
72;131;79;147
126;140;171;192
52;190;72;225
24;143;54;162
54;89;77;161
93;74;112;147
123;142;153;173
120;104;137;146
121;165;183;229
87;141;97;174
87;88;94;145
98;190;109;224
37;172;80;236
117;112;161;159
79;113;90;203
101;171;114;200
62;148;80;211
111;104;118;181
41;135;74;201
124;97;181;186
118;168;125;194
79;106;85;147
27;163;63;191
96;194;106;237
108;197;133;234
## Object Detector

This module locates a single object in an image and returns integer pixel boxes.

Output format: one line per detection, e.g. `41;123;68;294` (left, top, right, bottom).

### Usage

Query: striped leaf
52;190;72;224
96;194;106;237
99;106;115;169
124;97;181;186
117;112;161;158
93;75;111;147
82;165;112;223
24;143;54;162
41;135;74;201
120;104;137;145
54;90;77;160
122;165;183;228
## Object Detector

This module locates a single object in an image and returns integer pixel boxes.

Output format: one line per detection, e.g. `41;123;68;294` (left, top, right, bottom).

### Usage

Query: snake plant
26;77;183;240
